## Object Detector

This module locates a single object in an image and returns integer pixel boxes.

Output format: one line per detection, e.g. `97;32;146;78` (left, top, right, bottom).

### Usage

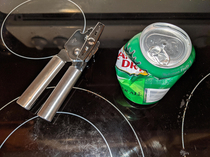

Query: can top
140;23;192;69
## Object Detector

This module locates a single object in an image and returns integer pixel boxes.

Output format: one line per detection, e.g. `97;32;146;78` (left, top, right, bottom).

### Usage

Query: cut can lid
140;23;192;69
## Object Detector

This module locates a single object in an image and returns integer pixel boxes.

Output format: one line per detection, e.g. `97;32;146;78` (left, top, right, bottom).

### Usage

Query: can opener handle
17;22;105;122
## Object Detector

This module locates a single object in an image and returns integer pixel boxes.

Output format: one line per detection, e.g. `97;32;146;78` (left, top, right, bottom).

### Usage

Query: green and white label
116;47;148;76
145;88;170;103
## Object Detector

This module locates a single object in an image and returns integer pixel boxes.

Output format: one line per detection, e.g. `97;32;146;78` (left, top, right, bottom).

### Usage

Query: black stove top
1;4;210;156
1;44;210;156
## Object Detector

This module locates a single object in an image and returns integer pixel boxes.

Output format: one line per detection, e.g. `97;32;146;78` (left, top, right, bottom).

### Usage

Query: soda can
115;22;195;105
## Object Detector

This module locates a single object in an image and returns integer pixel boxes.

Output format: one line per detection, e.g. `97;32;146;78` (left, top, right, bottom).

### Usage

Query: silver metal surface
140;22;192;68
37;64;85;122
17;55;65;110
64;29;93;62
17;22;105;121
85;41;100;62
78;23;104;61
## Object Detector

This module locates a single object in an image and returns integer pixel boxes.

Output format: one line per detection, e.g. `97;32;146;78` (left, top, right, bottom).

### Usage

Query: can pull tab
147;45;170;66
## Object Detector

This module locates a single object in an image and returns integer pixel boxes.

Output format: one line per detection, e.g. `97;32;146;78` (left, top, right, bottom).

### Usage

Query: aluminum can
115;22;195;105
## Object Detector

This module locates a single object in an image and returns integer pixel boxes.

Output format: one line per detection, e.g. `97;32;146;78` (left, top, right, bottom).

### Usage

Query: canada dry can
115;22;195;105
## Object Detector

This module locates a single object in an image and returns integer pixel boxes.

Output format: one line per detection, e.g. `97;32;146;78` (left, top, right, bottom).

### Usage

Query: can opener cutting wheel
17;22;105;122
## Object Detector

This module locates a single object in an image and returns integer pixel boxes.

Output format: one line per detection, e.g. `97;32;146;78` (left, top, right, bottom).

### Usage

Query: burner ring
0;0;86;60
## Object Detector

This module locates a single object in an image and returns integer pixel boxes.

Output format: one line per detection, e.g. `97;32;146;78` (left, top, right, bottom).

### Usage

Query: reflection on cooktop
0;87;144;157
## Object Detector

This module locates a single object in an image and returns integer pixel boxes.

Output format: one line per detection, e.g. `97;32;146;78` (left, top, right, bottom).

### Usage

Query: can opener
17;22;105;122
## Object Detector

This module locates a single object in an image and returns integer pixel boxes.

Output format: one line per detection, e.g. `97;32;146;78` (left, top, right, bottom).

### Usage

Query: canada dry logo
116;46;148;76
124;46;141;65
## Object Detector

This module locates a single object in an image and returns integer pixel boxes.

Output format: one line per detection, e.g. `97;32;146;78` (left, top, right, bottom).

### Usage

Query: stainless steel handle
37;65;82;122
17;56;65;110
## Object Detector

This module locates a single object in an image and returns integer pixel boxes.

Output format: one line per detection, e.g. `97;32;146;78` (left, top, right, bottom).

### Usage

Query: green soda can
115;22;195;105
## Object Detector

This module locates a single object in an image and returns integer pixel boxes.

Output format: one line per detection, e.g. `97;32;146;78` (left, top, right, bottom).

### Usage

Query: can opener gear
17;22;105;122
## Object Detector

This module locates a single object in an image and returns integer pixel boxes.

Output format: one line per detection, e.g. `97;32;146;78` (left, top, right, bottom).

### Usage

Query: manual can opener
17;22;105;122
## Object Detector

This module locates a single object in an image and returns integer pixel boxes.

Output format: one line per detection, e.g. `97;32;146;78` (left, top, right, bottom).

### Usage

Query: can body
115;23;195;105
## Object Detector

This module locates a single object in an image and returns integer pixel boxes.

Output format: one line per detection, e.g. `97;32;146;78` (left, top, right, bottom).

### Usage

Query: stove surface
1;4;210;156
1;44;210;156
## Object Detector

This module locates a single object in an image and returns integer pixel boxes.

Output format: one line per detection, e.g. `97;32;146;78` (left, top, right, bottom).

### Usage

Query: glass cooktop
1;0;210;156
